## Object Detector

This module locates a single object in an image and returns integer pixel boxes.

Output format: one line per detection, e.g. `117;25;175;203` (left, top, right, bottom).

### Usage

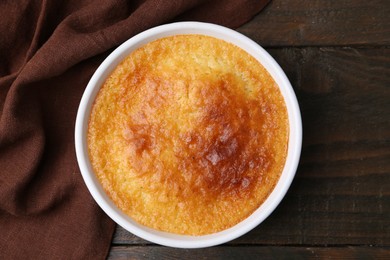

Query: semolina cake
87;35;289;235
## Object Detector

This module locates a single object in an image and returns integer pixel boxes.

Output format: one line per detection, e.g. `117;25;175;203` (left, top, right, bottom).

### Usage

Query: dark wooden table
108;0;390;258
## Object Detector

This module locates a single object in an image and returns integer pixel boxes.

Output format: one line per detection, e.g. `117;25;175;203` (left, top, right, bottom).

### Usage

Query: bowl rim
75;21;302;248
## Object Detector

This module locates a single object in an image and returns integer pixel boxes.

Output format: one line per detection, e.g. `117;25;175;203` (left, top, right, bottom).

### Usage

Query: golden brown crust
88;35;288;235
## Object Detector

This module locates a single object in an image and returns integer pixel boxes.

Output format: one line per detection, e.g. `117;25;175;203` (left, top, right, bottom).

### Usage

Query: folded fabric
0;0;270;258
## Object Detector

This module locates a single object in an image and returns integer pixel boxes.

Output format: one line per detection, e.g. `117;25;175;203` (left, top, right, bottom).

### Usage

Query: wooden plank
237;0;390;46
247;47;390;246
108;246;390;259
112;47;390;245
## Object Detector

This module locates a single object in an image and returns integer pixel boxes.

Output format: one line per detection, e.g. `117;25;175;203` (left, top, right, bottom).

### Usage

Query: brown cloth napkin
0;0;270;258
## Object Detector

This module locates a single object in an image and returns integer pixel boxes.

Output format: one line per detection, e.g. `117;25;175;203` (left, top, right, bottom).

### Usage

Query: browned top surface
88;35;288;235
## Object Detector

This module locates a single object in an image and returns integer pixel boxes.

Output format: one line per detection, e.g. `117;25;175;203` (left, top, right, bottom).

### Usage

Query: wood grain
112;47;390;246
237;0;390;47
108;246;390;259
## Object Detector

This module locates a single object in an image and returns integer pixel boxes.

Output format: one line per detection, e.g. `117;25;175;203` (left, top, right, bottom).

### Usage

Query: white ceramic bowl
75;22;302;248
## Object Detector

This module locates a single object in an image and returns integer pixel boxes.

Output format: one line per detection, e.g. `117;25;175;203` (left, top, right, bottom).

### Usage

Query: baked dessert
88;35;288;235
